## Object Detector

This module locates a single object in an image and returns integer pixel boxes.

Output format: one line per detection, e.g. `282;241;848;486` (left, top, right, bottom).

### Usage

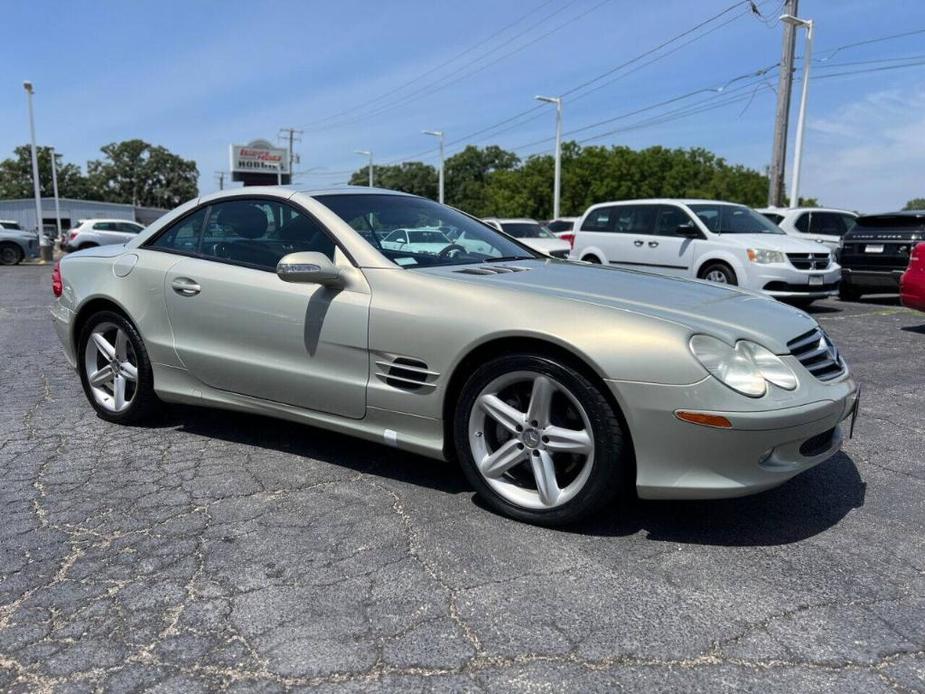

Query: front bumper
744;264;841;299
607;374;859;499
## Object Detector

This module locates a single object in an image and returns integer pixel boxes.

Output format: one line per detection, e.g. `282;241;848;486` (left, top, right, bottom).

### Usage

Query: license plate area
809;275;823;286
865;244;884;253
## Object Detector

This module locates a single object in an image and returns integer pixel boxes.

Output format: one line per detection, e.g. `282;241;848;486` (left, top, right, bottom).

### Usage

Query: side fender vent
375;356;440;391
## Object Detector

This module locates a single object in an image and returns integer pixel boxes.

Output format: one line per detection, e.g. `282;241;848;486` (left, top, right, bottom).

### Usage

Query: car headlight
747;248;787;264
690;335;798;397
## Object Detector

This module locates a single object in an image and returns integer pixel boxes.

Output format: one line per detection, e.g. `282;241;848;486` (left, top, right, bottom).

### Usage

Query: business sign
229;139;290;183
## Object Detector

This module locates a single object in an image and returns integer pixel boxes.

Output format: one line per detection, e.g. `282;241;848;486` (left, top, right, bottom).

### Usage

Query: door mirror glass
676;222;701;238
276;251;343;287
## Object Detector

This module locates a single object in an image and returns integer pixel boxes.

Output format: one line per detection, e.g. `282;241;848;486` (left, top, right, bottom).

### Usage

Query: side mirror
676;222;702;239
276;251;343;287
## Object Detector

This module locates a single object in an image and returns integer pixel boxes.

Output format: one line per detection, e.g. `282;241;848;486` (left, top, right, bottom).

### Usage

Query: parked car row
0;219;39;265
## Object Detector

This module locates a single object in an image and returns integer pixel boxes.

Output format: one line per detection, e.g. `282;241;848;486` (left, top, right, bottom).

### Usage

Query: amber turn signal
675;411;733;429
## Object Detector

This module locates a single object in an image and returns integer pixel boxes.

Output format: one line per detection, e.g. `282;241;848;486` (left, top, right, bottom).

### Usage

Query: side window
794;213;810;233
810;212;847;237
840;214;857;233
614;205;656;235
148;208;208;253
581;206;616;232
118;222;142;234
93;222;115;231
654;206;694;237
199;199;335;271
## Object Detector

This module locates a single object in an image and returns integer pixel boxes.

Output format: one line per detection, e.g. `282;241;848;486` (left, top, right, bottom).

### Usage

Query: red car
900;242;925;311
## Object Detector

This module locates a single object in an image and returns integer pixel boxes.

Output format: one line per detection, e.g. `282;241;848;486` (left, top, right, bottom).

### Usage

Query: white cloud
803;85;925;211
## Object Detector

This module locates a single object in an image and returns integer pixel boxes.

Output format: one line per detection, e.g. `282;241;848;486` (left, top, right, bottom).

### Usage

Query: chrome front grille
787;327;845;381
787;252;831;270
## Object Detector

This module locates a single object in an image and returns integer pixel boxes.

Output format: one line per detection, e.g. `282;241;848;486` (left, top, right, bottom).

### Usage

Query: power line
302;0;558;128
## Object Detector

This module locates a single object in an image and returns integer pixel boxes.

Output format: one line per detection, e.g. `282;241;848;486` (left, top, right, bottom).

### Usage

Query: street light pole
535;95;562;220
355;150;373;187
50;147;62;246
781;13;814;209
423;130;444;203
23;81;50;261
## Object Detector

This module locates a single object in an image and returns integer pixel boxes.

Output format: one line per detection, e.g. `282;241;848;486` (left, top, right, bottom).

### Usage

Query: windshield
315;194;537;267
500;222;556;239
0;222;23;230
689;204;784;234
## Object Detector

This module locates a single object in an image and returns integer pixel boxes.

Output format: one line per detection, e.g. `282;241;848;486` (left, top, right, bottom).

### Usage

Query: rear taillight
560;233;575;248
69;230;78;240
52;261;62;297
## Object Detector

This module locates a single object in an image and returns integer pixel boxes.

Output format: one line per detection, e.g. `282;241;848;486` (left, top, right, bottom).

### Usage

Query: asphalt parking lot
1;264;923;692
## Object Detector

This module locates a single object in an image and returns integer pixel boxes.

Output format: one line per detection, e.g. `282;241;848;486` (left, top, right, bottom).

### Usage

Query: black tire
0;242;24;266
698;261;737;286
582;255;602;264
453;353;628;526
839;284;862;301
77;310;160;424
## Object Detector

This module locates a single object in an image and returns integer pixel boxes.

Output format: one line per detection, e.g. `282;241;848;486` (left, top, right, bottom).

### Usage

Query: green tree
348;161;437;198
904;197;925;210
0;145;92;200
87;139;198;208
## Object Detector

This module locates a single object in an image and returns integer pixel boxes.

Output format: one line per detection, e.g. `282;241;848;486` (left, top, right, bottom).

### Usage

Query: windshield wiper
485;255;535;262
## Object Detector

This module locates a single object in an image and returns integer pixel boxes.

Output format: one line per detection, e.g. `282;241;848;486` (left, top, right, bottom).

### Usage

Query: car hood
708;233;827;252
421;260;818;353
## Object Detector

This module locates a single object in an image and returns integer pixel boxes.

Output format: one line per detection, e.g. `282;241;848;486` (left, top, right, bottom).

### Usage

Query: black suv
838;211;924;300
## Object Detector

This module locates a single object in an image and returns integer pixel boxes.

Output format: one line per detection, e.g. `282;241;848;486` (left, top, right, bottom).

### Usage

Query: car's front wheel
0;242;24;266
454;354;628;526
78;311;160;424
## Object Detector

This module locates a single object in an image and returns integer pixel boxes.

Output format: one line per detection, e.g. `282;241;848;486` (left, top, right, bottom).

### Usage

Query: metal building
0;197;168;235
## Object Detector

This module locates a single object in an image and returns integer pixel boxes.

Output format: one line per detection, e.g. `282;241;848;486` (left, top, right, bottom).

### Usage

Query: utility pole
50;147;62;245
355;150;373;187
23;81;51;261
278;127;303;184
536;95;562;220
423;130;445;203
215;171;225;190
768;0;799;208
782;13;814;209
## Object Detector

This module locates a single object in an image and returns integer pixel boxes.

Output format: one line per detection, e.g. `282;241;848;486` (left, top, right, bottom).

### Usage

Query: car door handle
648;241;659;248
633;240;644;247
171;278;201;296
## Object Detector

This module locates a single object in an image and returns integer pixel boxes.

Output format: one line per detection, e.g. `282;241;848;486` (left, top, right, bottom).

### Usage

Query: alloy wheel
83;322;139;413
467;371;595;510
705;269;728;283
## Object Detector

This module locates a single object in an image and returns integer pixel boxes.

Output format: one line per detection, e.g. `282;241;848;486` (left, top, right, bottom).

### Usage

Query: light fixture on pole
535;95;562;220
780;13;814;209
23;81;51;261
50;147;62;246
422;130;445;203
354;150;373;187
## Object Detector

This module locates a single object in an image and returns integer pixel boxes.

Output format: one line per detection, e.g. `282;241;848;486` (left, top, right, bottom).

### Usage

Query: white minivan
757;207;857;252
570;199;841;305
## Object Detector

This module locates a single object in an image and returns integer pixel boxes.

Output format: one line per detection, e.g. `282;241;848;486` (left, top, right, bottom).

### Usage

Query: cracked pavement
1;265;923;692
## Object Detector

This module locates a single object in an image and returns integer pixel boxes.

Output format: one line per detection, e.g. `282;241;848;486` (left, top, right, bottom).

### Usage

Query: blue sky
2;0;924;212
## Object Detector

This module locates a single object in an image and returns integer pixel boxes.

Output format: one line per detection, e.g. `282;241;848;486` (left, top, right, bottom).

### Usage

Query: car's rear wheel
699;261;737;285
78;311;159;424
454;354;628;526
0;243;24;266
582;254;602;264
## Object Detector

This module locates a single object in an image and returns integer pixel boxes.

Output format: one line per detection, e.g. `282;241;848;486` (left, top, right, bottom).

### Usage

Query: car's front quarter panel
361;264;707;422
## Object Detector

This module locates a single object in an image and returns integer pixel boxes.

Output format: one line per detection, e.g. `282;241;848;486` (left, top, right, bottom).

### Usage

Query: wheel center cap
522;428;541;449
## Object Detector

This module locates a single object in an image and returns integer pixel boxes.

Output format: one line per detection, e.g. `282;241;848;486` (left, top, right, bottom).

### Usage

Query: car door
648;205;699;277
115;222;143;244
152;197;370;419
612;204;664;273
93;222;126;246
577;205;635;264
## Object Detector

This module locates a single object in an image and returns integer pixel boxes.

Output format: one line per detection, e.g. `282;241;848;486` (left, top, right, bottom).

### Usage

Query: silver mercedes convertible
52;187;859;525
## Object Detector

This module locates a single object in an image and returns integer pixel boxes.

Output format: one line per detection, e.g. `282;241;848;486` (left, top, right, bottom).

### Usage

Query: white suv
482;218;572;258
64;219;145;251
570;199;841;304
757;207;857;252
